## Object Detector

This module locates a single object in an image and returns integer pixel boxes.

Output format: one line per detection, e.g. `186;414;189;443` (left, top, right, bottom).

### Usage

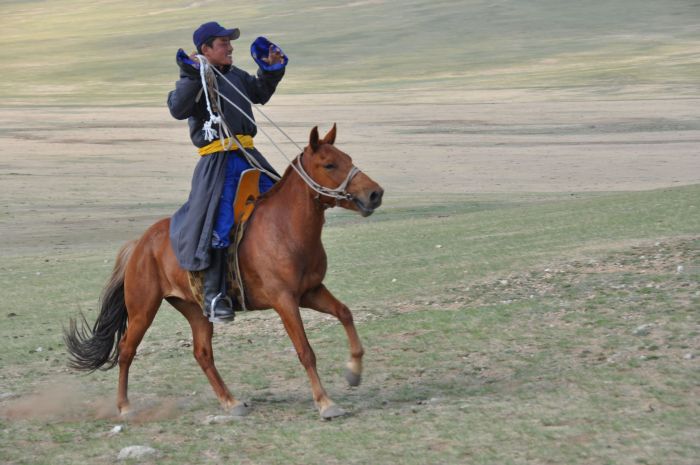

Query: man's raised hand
262;45;285;65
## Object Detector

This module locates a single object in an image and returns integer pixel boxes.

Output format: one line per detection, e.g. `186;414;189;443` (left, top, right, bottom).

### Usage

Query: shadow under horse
65;125;384;419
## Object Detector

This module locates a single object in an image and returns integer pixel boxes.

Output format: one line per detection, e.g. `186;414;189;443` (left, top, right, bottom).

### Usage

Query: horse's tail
64;240;136;372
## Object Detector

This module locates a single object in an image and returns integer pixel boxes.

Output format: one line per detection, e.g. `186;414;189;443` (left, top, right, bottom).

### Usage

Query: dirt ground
1;91;699;254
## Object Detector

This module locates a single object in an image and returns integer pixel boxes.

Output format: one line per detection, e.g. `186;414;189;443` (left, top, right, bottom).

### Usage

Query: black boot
203;248;235;323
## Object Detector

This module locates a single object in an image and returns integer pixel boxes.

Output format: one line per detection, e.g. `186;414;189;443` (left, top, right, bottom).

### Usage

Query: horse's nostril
369;189;383;206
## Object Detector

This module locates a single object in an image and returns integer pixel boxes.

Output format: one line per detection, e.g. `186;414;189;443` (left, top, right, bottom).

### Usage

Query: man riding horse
168;21;287;323
66;21;384;419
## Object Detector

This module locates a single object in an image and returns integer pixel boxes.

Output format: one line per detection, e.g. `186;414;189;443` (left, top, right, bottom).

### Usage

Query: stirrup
208;292;235;323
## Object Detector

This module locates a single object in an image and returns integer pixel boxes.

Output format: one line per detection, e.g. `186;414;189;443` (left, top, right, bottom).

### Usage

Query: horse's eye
324;163;336;170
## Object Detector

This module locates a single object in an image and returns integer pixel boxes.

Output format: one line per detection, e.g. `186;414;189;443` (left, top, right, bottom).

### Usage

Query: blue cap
193;21;240;49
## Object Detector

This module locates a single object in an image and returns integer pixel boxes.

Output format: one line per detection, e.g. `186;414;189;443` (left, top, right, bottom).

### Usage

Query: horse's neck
258;169;325;244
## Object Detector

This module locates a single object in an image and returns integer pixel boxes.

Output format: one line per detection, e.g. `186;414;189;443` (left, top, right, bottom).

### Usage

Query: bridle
294;151;361;203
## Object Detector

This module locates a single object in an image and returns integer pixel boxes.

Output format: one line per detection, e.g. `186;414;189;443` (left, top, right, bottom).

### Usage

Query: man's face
203;37;233;66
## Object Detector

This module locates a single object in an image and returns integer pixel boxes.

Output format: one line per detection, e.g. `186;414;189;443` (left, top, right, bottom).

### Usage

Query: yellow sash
198;135;254;156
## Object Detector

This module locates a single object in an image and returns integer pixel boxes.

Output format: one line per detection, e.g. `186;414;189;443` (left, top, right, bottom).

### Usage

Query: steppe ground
3;91;699;255
1;87;699;465
2;0;700;462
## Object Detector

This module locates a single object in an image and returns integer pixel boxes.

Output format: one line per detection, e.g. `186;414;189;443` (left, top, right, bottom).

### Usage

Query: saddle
187;169;262;311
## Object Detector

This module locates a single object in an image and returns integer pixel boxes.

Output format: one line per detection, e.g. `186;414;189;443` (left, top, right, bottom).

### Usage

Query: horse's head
300;124;384;216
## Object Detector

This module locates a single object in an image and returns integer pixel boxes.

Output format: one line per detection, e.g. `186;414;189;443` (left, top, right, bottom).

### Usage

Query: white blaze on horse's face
307;125;384;216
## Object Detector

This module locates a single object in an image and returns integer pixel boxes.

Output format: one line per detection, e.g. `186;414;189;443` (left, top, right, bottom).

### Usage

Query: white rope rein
195;55;359;200
198;63;223;142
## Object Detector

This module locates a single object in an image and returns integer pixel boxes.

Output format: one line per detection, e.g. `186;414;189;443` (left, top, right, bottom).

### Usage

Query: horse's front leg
274;293;346;419
301;284;364;387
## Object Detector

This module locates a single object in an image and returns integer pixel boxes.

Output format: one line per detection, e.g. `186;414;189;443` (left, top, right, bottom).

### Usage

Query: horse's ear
309;126;320;152
323;123;337;145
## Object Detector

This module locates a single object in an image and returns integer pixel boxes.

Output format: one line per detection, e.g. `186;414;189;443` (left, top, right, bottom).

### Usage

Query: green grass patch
1;186;699;464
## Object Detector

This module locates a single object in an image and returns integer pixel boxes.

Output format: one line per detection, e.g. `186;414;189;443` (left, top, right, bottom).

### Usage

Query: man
168;21;287;323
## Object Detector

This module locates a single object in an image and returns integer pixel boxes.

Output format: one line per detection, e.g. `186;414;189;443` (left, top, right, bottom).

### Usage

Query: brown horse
65;125;383;419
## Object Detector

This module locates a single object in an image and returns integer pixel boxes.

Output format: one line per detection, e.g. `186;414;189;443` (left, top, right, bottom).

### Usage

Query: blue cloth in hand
176;48;200;77
250;36;288;72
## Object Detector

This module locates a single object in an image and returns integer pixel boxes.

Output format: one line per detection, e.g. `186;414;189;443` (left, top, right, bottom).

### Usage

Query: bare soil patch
2;92;699;257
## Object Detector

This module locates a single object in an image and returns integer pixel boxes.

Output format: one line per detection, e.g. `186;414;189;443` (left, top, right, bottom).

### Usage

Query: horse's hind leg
301;284;364;387
166;297;249;416
117;293;161;415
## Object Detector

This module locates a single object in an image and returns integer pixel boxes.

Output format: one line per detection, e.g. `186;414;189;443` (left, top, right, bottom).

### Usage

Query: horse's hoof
320;404;346;420
230;402;251;417
118;404;131;417
344;369;362;387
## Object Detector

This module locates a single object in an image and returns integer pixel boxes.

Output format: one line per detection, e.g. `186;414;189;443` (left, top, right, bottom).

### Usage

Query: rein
196;55;359;202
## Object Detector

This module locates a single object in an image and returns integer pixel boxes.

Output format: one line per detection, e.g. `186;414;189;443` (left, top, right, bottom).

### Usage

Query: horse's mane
255;163;296;205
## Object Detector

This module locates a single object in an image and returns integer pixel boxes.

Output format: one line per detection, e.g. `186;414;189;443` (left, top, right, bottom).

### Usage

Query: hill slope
2;0;699;104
